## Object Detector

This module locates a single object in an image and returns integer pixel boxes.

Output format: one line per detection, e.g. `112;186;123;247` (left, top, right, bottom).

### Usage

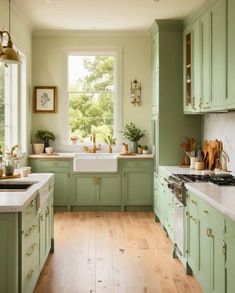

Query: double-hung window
67;51;118;143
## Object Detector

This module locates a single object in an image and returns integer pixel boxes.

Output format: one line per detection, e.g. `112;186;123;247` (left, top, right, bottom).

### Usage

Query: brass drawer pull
204;210;208;214
29;200;34;207
191;200;197;205
207;228;213;238
27;270;34;279
40;215;44;221
25;224;36;237
45;207;50;217
26;243;37;256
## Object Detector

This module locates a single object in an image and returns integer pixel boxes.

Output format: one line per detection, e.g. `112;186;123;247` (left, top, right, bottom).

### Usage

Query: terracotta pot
33;143;44;154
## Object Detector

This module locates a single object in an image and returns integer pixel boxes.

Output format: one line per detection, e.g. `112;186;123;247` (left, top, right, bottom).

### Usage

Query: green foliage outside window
68;55;114;142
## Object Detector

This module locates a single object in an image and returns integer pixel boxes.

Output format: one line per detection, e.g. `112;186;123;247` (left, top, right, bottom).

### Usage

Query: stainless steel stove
168;173;235;205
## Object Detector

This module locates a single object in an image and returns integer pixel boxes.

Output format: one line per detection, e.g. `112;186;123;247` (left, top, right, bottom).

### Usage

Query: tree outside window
68;54;115;143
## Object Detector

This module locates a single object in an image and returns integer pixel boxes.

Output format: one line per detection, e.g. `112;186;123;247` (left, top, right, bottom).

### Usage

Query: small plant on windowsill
142;145;148;155
70;133;79;145
104;135;116;153
123;122;146;153
33;130;55;154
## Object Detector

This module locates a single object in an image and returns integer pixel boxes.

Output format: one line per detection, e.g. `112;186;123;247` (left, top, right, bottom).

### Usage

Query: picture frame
33;86;57;113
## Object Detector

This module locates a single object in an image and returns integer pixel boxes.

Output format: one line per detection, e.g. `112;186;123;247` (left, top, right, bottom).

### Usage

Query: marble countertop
0;173;54;213
159;166;235;222
28;153;154;159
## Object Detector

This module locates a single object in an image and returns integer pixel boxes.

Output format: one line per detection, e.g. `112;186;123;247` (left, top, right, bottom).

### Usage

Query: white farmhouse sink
73;153;118;172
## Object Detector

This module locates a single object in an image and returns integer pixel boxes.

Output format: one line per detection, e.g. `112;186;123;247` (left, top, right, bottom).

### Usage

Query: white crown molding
32;29;151;38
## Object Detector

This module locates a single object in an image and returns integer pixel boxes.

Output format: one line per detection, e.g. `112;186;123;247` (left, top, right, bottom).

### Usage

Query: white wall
204;112;235;172
0;0;32;151
31;31;151;151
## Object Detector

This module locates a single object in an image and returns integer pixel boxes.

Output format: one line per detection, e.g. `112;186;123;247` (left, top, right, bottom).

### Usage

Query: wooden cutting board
203;139;222;170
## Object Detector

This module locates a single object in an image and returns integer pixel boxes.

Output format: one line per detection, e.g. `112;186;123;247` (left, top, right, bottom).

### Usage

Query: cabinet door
45;203;51;255
227;0;235;109
213;227;225;293
211;0;226;110
187;210;199;273
123;170;152;205
201;10;211;111
98;176;121;205
198;219;212;293
53;171;70;206
192;20;202;112
39;209;46;270
226;240;235;293
72;176;97;205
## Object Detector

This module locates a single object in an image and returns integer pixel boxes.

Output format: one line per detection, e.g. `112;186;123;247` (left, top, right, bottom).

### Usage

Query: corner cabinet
122;159;153;210
29;159;71;209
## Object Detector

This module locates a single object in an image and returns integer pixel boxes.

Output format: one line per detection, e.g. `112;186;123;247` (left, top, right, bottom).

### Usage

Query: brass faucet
90;134;96;153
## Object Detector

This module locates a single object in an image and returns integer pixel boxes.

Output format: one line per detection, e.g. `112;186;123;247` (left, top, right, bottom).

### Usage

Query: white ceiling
15;0;208;31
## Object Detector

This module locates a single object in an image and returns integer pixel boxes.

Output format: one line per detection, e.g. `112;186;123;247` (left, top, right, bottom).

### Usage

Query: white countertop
28;153;154;159
0;173;54;213
159;166;235;222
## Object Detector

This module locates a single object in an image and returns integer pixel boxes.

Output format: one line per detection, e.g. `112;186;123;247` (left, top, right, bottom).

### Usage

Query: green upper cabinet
227;0;235;109
211;0;227;110
184;0;227;113
151;33;159;119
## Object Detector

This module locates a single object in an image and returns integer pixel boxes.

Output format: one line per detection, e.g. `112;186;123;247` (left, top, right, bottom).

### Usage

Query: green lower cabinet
163;189;174;240
187;210;199;273
226;240;235;293
123;170;152;206
29;159;71;208
71;175;121;207
0;213;18;293
198;218;213;292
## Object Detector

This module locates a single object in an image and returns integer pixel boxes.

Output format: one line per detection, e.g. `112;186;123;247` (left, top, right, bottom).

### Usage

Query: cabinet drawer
22;240;39;277
22;198;37;231
226;217;235;244
39;160;70;170
199;200;225;233
187;191;201;211
122;160;152;169
22;218;38;253
22;251;39;293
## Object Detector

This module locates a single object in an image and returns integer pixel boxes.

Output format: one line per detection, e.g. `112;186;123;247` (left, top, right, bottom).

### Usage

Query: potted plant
123;122;146;153
137;144;143;154
70;133;79;145
33;130;55;154
142;145;148;155
104;135;116;153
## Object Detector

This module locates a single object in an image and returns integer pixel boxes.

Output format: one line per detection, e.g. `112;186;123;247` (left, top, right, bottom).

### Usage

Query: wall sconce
130;79;141;106
0;0;21;65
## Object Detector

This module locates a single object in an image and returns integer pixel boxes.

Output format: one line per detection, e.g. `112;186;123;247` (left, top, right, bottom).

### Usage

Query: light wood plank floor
34;212;203;293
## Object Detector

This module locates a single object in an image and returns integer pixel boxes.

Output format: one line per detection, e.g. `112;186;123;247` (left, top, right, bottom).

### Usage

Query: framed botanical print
33;86;57;113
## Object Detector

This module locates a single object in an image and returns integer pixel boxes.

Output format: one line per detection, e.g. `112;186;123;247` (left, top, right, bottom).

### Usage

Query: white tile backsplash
204;112;235;172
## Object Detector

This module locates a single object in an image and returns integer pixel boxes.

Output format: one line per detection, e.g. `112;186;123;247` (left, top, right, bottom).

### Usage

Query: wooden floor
34;212;203;293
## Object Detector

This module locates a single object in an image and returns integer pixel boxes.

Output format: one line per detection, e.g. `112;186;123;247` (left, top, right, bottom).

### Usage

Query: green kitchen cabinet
71;174;121;207
29;159;71;208
225;217;235;293
151;20;201;165
151;34;159;119
186;191;200;274
227;0;235;109
122;159;153;207
39;189;54;270
200;9;211;111
164;189;174;241
211;0;227;110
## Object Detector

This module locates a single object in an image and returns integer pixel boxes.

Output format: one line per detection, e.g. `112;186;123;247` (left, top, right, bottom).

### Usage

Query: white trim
59;45;123;148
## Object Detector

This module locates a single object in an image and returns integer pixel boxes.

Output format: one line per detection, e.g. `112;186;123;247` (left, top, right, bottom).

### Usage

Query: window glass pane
68;55;114;92
0;64;4;146
68;54;115;143
68;93;113;142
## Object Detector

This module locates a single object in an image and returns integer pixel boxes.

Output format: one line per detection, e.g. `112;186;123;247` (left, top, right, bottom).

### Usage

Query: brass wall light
130;79;141;106
0;0;21;65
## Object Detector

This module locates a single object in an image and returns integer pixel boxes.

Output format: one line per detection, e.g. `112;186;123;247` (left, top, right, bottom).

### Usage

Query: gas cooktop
172;173;235;186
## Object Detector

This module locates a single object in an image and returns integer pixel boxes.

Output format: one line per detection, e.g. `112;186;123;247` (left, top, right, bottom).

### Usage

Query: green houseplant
33;130;55;154
35;130;55;148
123;122;146;153
104;135;116;153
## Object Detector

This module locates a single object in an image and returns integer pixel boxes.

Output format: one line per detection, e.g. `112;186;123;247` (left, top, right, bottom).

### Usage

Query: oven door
173;196;185;256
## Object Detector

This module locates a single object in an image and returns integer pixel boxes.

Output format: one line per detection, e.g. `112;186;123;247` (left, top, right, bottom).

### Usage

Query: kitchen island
0;173;54;293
